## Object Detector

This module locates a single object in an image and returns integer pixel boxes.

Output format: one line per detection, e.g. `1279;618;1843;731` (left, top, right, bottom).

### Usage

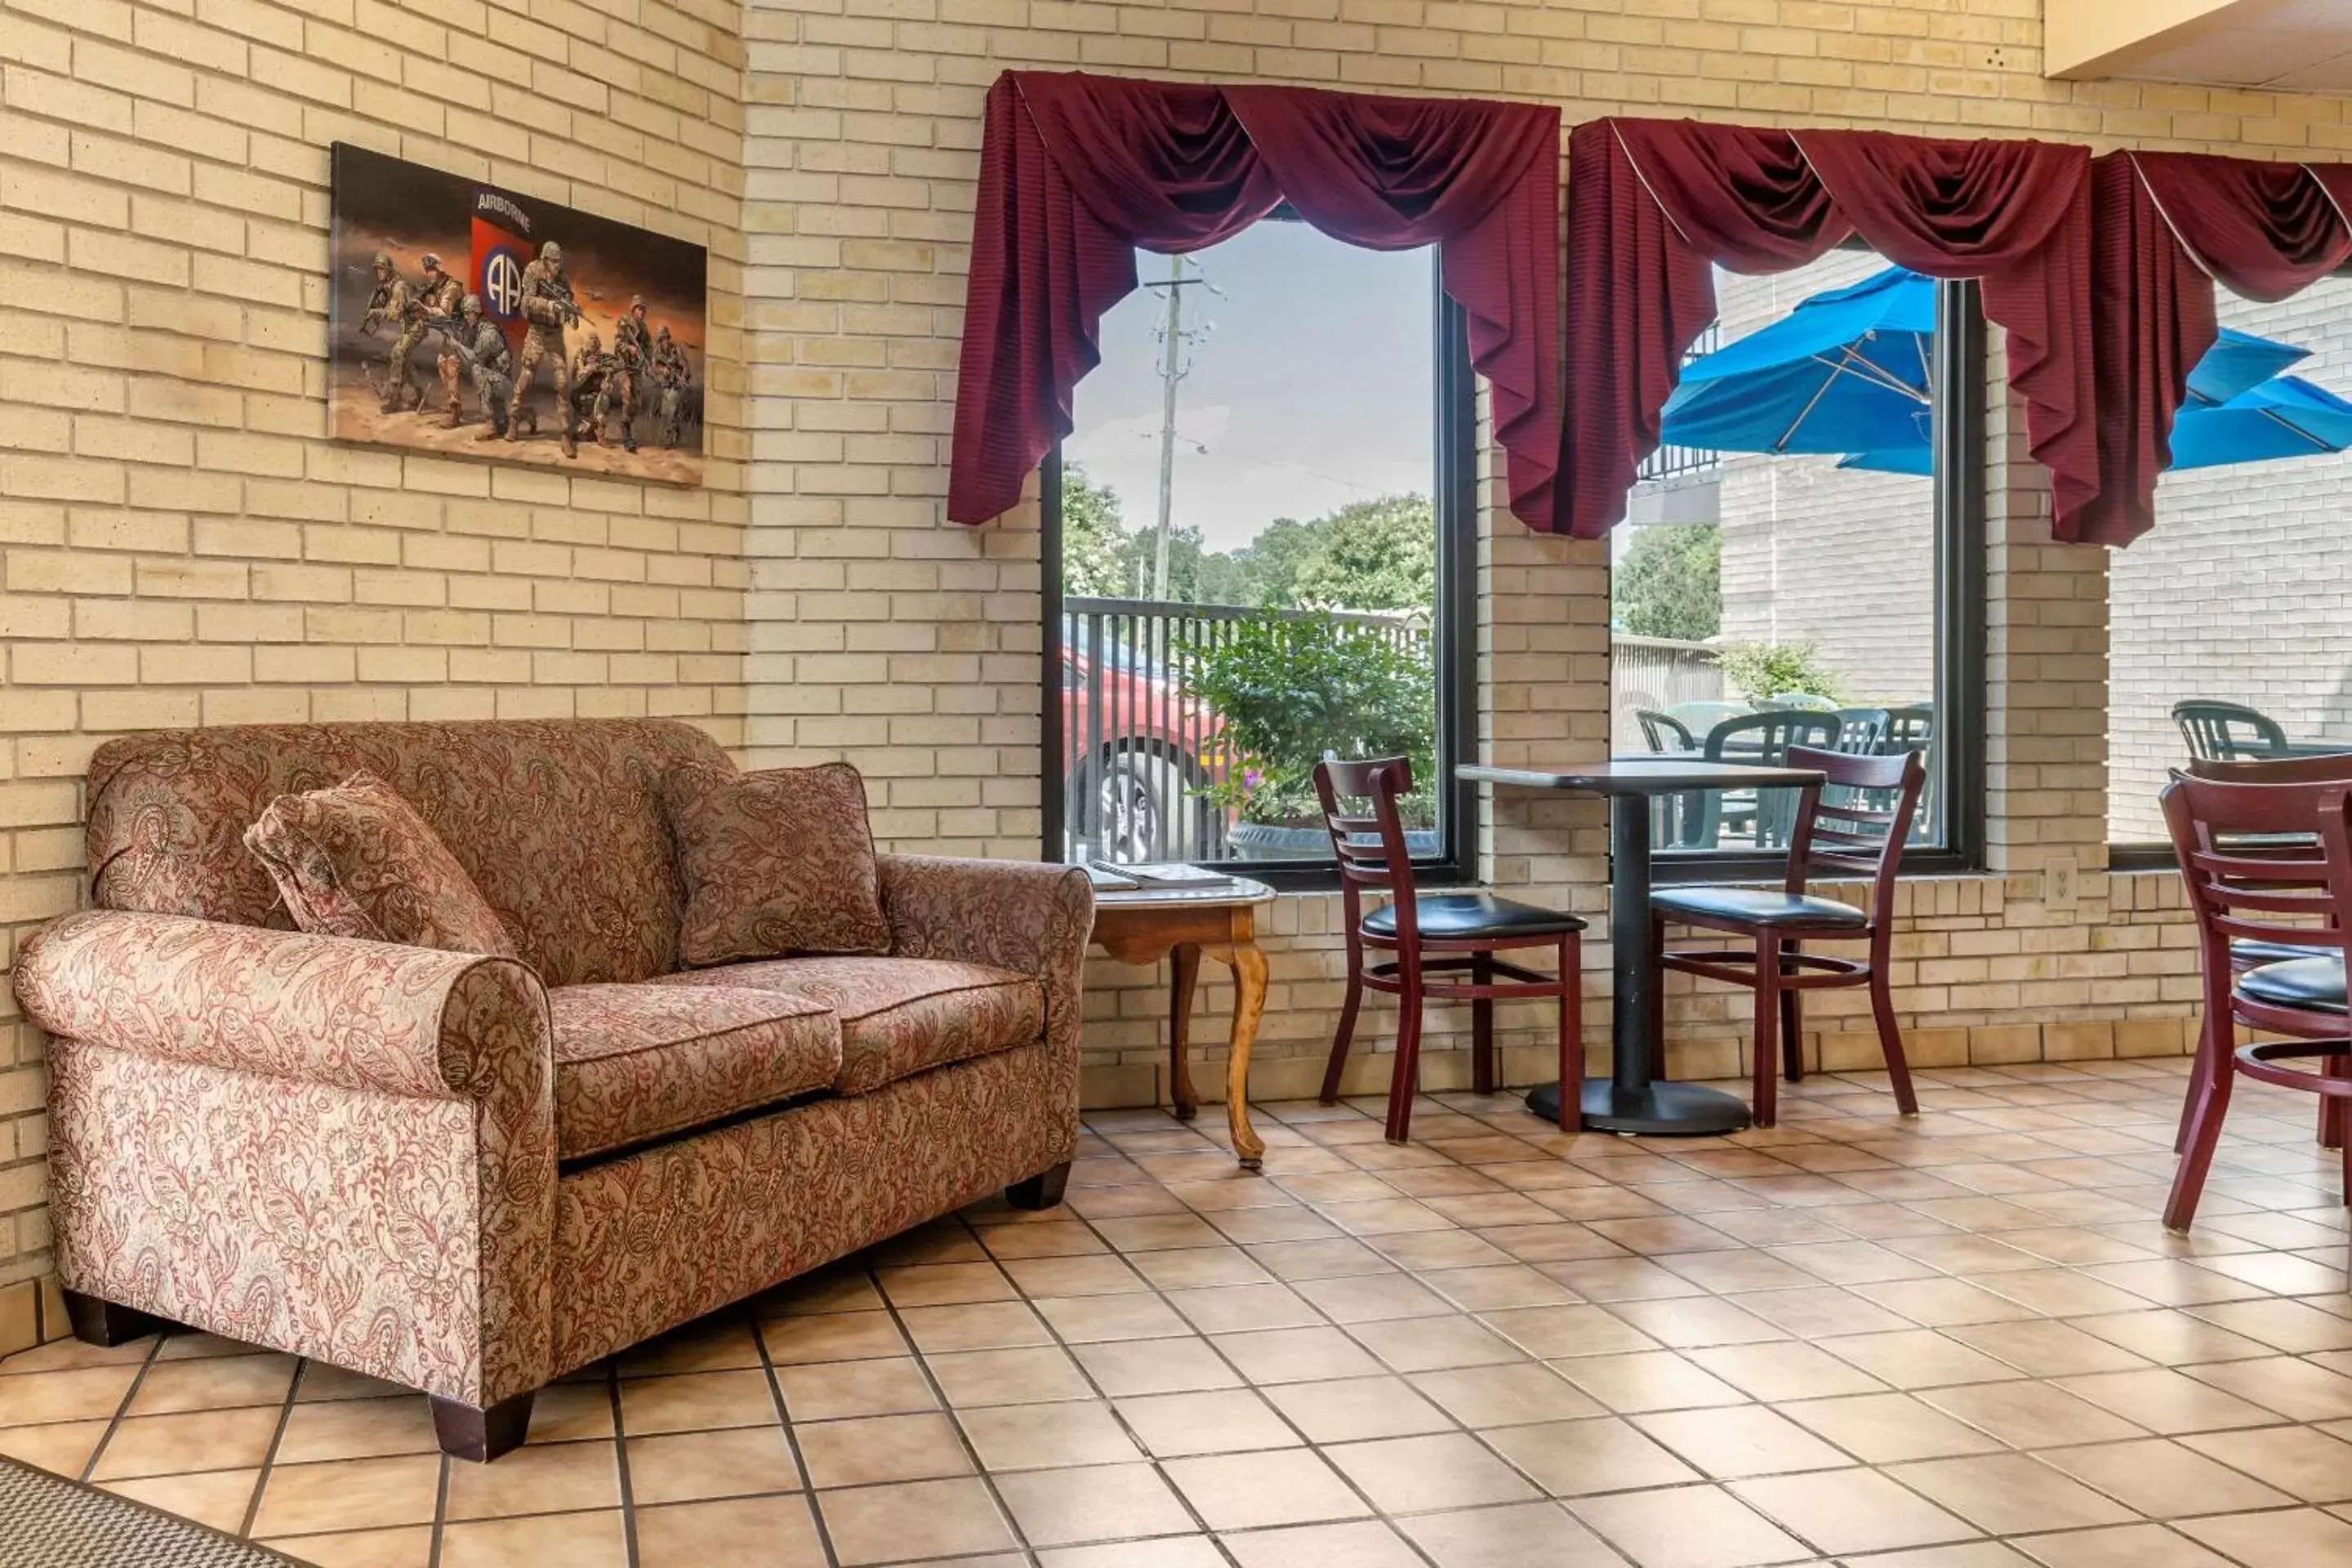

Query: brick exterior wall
7;0;2352;1347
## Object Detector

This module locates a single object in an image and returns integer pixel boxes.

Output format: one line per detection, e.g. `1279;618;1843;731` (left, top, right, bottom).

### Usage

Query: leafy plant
1613;523;1720;641
1713;639;1846;706
1183;611;1437;826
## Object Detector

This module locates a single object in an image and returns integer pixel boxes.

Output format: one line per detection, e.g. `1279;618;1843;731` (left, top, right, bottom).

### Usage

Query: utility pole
1152;252;1186;603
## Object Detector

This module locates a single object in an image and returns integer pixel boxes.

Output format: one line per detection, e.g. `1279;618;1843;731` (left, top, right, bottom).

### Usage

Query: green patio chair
2172;699;2290;763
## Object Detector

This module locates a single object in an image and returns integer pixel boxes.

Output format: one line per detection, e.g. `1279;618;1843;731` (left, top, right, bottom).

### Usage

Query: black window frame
1647;275;1988;884
1040;250;1478;891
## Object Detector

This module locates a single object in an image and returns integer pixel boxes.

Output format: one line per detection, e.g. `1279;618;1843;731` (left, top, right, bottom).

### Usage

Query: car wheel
1067;751;1178;863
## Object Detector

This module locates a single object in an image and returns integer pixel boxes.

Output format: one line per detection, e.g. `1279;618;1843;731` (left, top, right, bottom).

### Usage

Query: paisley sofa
10;719;1092;1460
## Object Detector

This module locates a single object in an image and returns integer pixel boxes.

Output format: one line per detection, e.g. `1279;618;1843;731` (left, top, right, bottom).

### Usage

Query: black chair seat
2236;956;2348;1016
1651;887;1869;930
1362;893;1585;942
2231;938;2327;968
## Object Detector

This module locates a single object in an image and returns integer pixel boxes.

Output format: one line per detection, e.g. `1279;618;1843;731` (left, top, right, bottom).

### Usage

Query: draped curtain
2086;150;2352;546
949;71;1563;531
1557;118;2097;542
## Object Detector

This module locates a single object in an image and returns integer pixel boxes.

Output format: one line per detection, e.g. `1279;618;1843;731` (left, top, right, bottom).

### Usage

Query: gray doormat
0;1457;304;1568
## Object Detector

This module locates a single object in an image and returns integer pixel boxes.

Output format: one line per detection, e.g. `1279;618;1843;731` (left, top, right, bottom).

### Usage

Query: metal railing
1060;596;1428;865
1636;324;1722;483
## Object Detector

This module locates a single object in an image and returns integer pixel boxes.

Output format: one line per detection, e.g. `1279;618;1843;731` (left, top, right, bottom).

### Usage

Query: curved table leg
1205;940;1267;1169
1169;942;1202;1121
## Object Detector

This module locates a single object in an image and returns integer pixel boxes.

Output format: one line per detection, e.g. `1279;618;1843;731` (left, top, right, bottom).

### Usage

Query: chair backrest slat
2162;772;2350;956
2173;700;2291;763
1314;757;1419;934
2185;751;2352;784
1783;744;1924;926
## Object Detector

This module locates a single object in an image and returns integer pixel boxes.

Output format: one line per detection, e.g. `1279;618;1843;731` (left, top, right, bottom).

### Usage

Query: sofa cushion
664;764;891;967
657;956;1044;1095
550;983;842;1160
87;719;732;987
244;771;521;958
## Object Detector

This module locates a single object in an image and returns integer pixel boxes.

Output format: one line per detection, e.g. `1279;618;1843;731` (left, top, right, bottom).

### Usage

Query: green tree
1613;523;1721;641
1060;464;1133;596
1293;495;1436;611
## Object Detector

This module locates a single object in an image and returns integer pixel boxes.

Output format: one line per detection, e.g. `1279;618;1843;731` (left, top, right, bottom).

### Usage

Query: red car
1061;617;1228;863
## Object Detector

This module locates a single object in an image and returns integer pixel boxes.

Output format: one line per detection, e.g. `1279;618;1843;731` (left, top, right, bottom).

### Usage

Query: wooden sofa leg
430;1391;536;1463
1005;1160;1072;1211
61;1290;167;1348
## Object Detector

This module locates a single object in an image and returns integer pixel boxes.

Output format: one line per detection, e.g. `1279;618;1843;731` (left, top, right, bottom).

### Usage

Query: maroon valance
950;71;1562;530
2086;150;2352;546
1558;118;2096;541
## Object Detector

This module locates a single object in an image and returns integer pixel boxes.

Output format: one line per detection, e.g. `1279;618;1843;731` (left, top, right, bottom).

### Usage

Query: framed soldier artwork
327;144;709;485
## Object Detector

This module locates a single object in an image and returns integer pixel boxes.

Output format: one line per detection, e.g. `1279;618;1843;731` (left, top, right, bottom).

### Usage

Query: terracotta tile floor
4;1059;2352;1567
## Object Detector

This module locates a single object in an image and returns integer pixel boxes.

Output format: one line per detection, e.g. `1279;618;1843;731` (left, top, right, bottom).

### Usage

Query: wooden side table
1089;876;1276;1169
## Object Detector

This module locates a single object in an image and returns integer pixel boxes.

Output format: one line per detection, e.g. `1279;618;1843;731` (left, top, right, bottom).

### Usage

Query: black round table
1457;758;1828;1135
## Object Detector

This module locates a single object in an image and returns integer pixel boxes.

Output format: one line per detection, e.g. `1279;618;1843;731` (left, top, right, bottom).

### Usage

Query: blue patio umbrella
1664;264;2314;461
1840;369;2352;477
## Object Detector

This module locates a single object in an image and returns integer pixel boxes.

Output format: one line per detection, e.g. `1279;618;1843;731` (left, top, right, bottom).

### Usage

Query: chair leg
1321;965;1365;1106
2176;1010;2218;1156
1385;987;1424;1144
1557;933;1583;1134
1779;940;1803;1085
1753;937;1780;1130
2166;1052;2235;1232
1472;955;1496;1097
1869;964;1918;1116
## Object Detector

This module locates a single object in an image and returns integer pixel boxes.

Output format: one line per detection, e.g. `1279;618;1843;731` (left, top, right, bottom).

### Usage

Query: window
1041;218;1475;884
2109;273;2352;849
1610;247;1984;875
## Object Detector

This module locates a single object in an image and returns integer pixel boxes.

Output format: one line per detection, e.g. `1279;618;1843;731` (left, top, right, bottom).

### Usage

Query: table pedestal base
1526;1080;1752;1137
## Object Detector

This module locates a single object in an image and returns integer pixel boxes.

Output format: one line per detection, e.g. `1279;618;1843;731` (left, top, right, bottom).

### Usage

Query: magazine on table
1089;858;1237;890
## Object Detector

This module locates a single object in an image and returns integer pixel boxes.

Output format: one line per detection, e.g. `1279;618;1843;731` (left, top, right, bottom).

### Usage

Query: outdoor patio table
1456;758;1828;1136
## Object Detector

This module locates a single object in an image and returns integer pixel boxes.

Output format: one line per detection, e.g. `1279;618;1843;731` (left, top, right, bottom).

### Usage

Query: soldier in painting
417;256;467;427
384;252;460;416
447;294;513;440
651;324;693;449
595;307;645;451
568;328;608;446
361;252;416;412
506;239;581;457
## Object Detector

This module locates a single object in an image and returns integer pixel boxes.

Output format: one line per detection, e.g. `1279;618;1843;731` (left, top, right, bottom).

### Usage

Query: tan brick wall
7;0;2345;1348
736;0;2330;1129
0;0;753;1325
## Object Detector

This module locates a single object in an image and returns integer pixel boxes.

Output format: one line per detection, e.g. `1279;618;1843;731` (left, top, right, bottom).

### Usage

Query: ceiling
2047;0;2352;93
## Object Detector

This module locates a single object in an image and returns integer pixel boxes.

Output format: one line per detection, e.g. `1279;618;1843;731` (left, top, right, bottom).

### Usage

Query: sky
1067;221;1437;554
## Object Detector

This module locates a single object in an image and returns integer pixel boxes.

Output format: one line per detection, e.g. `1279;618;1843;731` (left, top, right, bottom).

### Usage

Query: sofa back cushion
87;719;732;987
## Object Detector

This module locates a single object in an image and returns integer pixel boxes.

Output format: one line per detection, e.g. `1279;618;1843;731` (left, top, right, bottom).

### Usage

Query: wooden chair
2169;753;2352;1156
1313;757;1587;1143
1650;745;1926;1128
2162;771;2352;1232
2173;699;2291;762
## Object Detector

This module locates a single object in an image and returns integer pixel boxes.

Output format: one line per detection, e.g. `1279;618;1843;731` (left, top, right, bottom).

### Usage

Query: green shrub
1713;640;1846;706
1183;611;1436;825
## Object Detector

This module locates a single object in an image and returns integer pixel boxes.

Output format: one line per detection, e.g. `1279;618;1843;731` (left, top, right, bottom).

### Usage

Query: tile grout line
233;1353;305;1541
607;1353;643;1568
425;1431;450;1568
751;1294;850;1568
73;1328;166;1486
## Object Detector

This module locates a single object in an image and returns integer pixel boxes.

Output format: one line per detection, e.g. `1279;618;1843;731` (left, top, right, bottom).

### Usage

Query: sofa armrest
877;854;1094;1049
17;908;556;1410
13;909;549;1100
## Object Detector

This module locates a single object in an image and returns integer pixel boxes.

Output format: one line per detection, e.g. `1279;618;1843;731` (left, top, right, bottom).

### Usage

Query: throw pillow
244;770;521;958
665;763;891;965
